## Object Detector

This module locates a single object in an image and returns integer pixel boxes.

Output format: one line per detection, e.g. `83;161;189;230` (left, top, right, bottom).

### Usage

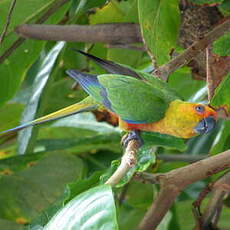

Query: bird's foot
121;130;143;148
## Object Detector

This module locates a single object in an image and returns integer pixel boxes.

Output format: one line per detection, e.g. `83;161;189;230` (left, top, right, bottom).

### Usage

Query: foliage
0;0;229;229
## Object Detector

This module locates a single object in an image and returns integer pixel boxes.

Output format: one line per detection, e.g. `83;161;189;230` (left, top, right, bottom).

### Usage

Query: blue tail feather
66;70;113;111
0;123;31;135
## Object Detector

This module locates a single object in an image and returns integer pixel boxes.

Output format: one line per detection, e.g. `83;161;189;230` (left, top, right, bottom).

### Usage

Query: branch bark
105;139;140;186
15;23;142;44
154;18;230;81
202;172;230;229
137;150;230;230
158;153;207;163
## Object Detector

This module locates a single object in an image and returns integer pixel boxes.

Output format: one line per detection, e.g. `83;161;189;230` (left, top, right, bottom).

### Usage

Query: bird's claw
121;130;143;148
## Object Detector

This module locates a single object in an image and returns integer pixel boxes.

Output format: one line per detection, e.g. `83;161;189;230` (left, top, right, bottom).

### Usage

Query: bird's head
192;104;217;135
164;100;218;138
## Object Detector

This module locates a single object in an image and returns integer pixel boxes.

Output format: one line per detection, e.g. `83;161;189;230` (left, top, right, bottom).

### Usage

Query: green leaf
89;0;138;25
0;152;84;223
141;132;187;151
52;112;119;134
186;120;224;155
0;0;57;33
43;185;118;230
69;0;107;21
210;74;230;114
66;170;104;203
26;171;104;228
0;219;23;230
0;1;69;106
211;120;230;154
17;42;65;155
218;0;230;14
36;133;121;154
0;152;44;175
213;32;230;56
138;0;180;65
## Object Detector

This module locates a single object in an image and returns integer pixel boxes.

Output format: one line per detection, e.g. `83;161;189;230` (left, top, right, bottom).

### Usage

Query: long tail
74;49;142;80
0;97;98;135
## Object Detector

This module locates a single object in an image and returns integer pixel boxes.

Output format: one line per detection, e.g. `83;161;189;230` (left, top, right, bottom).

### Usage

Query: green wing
98;74;171;123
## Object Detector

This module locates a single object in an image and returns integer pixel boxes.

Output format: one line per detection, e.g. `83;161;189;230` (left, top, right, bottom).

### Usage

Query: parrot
0;50;217;146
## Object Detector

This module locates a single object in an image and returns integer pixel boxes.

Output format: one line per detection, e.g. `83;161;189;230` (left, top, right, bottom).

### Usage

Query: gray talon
122;130;143;148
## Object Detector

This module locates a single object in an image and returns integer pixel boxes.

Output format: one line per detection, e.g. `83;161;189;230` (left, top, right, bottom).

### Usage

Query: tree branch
158;153;207;163
137;149;230;230
15;23;142;44
0;0;17;45
105;139;140;186
154;18;230;81
202;172;230;229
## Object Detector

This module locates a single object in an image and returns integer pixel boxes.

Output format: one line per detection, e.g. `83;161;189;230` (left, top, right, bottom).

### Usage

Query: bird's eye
195;105;205;113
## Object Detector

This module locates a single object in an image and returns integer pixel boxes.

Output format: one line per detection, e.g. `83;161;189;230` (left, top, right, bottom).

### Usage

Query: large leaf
0;219;23;230
138;0;180;65
213;32;230;56
0;0;56;33
0;152;84;223
0;152;44;175
26;170;104;229
17;42;65;155
141;132;187;151
36;133;121;154
43;185;118;230
0;1;70;106
210;74;230;114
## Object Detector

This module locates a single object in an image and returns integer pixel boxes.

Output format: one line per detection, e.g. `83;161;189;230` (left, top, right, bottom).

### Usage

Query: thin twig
0;0;69;64
105;139;140;186
15;23;142;44
158;153;207;163
154;18;230;81
137;150;230;230
206;46;215;102
0;0;17;45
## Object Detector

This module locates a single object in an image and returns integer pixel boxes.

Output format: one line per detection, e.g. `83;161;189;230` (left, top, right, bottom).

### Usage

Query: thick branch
137;150;230;230
15;23;142;44
105;139;140;186
202;172;230;228
154;18;230;80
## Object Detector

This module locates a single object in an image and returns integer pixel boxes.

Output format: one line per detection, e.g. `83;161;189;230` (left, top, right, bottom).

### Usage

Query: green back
98;74;179;123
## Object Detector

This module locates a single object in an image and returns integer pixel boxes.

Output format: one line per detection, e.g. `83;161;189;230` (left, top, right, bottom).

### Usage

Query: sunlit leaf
43;185;118;230
17;42;65;155
138;0;180;65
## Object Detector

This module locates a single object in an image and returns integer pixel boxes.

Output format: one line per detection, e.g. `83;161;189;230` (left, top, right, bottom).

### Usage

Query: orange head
155;100;218;138
190;103;217;135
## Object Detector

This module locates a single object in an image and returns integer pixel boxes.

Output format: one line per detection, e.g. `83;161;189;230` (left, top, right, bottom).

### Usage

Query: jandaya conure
1;51;217;142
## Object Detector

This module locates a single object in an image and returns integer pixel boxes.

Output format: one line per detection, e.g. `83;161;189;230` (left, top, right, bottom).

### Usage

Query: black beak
194;116;216;134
